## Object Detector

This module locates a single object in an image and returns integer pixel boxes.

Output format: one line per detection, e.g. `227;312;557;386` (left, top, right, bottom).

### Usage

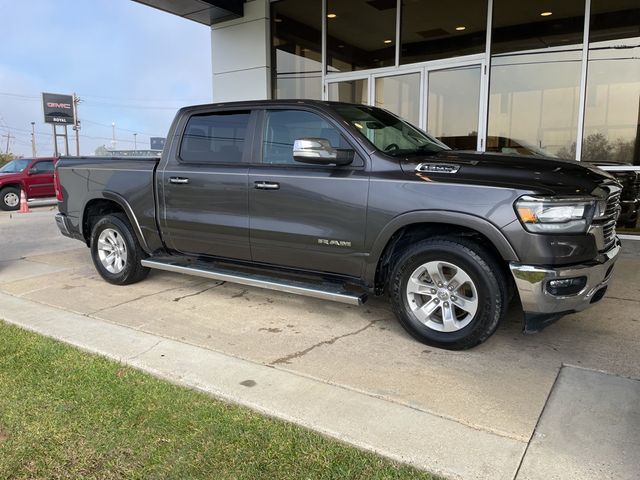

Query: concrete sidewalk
0;291;524;480
2;208;639;479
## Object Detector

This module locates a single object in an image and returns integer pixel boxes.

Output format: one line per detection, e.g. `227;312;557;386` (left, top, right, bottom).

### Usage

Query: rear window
180;111;250;163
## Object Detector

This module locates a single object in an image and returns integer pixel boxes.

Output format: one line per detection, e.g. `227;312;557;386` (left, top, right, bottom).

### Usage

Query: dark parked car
0;157;58;210
55;101;621;350
585;165;639;229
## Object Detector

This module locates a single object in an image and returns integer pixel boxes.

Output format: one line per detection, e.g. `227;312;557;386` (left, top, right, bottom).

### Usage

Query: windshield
0;159;30;173
332;104;449;156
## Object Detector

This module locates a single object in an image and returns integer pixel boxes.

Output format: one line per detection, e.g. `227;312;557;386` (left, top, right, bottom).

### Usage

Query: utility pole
133;132;137;150
72;93;81;156
111;122;116;149
2;132;13;154
30;122;37;157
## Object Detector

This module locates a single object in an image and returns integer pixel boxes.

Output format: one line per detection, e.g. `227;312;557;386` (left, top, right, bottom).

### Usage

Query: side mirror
293;138;354;166
27;168;37;175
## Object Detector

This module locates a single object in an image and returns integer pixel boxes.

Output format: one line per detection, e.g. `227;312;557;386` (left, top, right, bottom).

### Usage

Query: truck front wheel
389;237;508;350
90;213;150;285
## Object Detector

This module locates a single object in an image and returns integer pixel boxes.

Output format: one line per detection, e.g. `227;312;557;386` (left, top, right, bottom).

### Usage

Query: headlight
515;196;596;234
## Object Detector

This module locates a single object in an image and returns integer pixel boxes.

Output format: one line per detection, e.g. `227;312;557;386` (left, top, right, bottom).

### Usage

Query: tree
0;152;16;168
581;133;613;162
557;133;636;164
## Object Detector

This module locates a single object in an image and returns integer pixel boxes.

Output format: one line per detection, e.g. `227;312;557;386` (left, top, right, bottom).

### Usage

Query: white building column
210;0;270;102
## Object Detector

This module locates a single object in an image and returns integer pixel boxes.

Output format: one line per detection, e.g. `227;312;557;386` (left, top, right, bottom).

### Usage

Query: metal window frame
575;0;592;161
322;0;490;142
317;0;595;159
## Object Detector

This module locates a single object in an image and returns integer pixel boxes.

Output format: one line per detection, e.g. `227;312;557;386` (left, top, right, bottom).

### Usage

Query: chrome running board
141;258;367;305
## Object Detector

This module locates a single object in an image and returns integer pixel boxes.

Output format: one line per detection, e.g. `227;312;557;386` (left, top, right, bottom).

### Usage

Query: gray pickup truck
55;100;622;350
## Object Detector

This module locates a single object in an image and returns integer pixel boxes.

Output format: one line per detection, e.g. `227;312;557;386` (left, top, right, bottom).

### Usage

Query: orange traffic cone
19;189;30;214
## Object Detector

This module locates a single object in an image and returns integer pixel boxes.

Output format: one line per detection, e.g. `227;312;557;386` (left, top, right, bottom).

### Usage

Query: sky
0;0;213;157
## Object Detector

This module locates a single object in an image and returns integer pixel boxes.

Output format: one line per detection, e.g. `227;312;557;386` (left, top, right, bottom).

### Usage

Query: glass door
327;78;369;104
426;64;483;151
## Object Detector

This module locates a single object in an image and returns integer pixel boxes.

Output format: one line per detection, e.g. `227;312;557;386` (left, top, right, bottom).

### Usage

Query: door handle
254;181;280;190
169;177;190;184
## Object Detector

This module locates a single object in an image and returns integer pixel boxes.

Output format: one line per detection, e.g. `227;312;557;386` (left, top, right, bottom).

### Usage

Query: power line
81;119;162;137
0;91;197;109
0;124;145;145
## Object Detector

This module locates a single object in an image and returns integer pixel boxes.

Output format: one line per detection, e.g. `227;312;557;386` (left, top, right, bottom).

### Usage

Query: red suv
0;157;58;210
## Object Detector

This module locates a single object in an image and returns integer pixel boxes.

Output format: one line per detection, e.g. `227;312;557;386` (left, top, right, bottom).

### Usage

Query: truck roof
177;99;368;113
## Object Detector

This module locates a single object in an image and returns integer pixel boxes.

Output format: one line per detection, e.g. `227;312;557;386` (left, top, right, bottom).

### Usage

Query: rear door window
180;111;251;163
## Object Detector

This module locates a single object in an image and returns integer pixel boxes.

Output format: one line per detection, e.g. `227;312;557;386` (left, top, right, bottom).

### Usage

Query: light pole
111;122;116;149
30;122;37;157
133;133;137;151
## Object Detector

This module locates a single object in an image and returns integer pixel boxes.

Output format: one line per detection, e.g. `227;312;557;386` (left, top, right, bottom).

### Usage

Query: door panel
26;160;55;197
249;109;369;277
159;110;253;260
249;167;369;277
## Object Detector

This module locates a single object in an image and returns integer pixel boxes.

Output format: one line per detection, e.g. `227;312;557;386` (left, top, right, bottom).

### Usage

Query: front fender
363;210;519;286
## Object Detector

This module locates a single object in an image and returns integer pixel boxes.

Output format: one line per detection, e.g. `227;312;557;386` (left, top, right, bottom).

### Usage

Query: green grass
0;321;438;480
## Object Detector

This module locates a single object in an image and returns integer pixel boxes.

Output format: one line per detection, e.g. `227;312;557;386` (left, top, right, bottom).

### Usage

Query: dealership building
137;0;639;165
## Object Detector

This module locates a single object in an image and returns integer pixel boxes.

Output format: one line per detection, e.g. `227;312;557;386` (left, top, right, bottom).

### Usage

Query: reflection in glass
271;0;322;99
492;0;585;54
587;0;640;233
488;51;582;158
582;41;640;165
375;73;421;126
400;0;486;64
427;66;480;150
328;79;368;104
582;0;640;165
327;0;396;72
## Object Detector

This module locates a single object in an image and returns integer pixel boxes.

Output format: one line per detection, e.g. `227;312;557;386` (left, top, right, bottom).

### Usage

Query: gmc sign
42;92;75;124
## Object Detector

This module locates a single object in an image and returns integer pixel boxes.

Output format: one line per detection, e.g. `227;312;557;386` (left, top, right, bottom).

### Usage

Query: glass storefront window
488;50;582;158
585;0;640;234
582;0;640;165
271;0;322;99
400;0;486;65
374;73;421;126
488;0;585;159
327;0;396;72
328;79;369;104
492;0;585;55
582;42;640;164
427;66;481;150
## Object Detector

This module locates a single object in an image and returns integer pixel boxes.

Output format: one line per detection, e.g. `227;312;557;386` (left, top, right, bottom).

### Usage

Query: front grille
597;189;621;249
633;173;640;198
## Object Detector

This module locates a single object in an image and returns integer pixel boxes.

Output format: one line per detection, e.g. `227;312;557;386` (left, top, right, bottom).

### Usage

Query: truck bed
55;156;161;252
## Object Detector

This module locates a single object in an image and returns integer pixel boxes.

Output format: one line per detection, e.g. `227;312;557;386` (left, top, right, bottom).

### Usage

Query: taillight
54;167;63;201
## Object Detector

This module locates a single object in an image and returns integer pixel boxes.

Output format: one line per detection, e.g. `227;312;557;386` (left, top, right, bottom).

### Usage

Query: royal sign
42;92;75;124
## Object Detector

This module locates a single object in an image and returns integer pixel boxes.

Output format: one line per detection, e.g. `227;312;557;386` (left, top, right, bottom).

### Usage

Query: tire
389;236;508;350
0;186;21;211
90;213;150;285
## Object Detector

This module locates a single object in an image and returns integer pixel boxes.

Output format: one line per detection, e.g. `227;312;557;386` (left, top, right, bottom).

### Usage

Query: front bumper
509;238;620;332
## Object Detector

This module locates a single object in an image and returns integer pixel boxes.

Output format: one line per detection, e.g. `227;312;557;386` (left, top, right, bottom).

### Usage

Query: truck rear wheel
0;186;21;211
90;213;149;285
389;237;507;350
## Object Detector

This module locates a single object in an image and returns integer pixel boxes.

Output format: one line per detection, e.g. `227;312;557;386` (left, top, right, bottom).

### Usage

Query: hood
400;150;618;197
0;172;23;182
